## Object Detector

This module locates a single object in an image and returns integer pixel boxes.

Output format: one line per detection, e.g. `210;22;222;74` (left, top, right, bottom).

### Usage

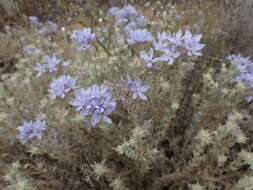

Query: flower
108;4;147;32
34;55;61;76
70;84;116;126
183;29;205;57
153;31;182;52
72;28;96;51
29;16;41;28
43;55;61;72
227;54;252;72
139;48;155;68
152;31;182;64
135;15;148;28
168;30;183;47
127;29;153;45
156;46;181;65
120;4;139;18
34;63;47;77
127;77;149;100
23;46;41;55
49;75;77;99
227;54;253;84
227;54;253;98
38;21;58;35
139;48;162;68
108;5;138;25
17;120;47;144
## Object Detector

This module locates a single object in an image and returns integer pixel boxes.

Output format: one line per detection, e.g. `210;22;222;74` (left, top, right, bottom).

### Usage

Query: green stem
96;39;111;56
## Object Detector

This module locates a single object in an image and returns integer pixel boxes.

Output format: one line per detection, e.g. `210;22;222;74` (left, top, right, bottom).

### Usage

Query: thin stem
96;39;111;56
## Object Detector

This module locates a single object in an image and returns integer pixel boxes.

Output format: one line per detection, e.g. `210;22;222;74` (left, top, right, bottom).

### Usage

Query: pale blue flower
43;54;61;72
23;46;41;55
108;5;148;32
34;55;61;76
107;7;122;17
168;30;183;47
175;14;182;21
156;46;181;65
153;32;171;52
70;84;116;126
153;31;182;51
49;75;77;99
34;63;47;77
38;21;58;35
227;54;252;72
72;28;96;51
120;4;139;18
139;48;162;68
153;31;182;64
183;29;205;57
135;15;148;27
127;77;149;100
17;120;46;144
108;5;138;23
227;54;253;91
29;16;41;28
127;29;153;45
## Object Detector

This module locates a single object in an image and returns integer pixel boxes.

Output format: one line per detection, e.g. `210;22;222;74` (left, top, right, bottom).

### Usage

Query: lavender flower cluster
127;29;153;45
18;5;205;144
29;16;58;35
49;75;77;99
72;28;96;51
107;4;148;32
35;55;63;76
227;54;253;88
29;16;41;28
17;120;47;144
227;54;253;102
70;84;116;126
23;46;41;56
127;76;149;101
139;29;205;68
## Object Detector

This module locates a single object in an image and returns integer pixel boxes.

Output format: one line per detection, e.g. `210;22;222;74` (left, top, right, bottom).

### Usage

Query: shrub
0;1;252;190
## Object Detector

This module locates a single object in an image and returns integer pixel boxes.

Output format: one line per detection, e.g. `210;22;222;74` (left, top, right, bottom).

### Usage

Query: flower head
34;63;47;77
23;46;41;55
108;5;138;25
227;54;253;95
183;29;205;57
17;120;47;144
127;29;153;45
139;48;163;68
152;31;182;64
38;21;58;35
70;84;116;126
34;55;61;76
29;16;41;28
156;46;181;65
49;75;77;99
72;28;96;51
139;48;155;68
153;31;182;52
120;4;139;18
228;54;253;86
227;54;252;72
43;54;61;72
127;77;149;100
108;4;147;32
